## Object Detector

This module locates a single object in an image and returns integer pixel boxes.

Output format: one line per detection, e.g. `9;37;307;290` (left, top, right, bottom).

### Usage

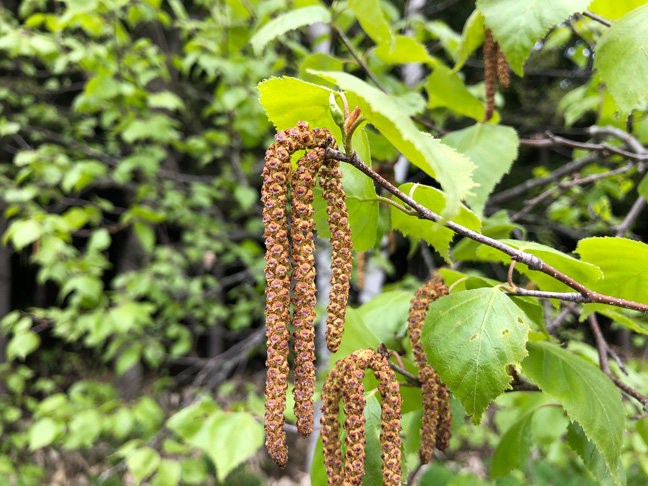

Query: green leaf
330;307;380;361
126;447;161;485
7;331;40;361
29;418;62;450
594;5;648;115
133;222;156;254
65;409;103;448
250;6;332;56
576;237;648;305
491;406;538;478
477;239;603;293
7;219;43;250
308;70;476;216
567;422;626;486
348;0;393;47
375;35;433;64
151;459;182;486
116;346;142;376
299;53;344;88
148;91;185;111
421;287;530;423
257;76;334;132
638;174;648;200
442;124;519;214
589;0;647;19
477;0;594;76
204;412;264;482
522;341;624;478
454;10;486;71
357;290;414;348
390;183;481;263
426;64;485;121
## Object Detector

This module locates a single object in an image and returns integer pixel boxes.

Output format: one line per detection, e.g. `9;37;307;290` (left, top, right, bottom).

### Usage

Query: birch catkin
407;275;452;463
320;349;402;486
320;158;353;353
262;122;332;465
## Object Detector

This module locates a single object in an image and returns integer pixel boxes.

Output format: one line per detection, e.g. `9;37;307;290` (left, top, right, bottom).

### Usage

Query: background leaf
490;406;537;478
442;123;519;214
426;64;485;121
522;341;625;478
390;183;481;262
348;0;393;48
567;422;626;486
477;239;602;293
477;0;594;75
576;237;648;305
594;5;648;115
421;287;530;423
250;6;332;56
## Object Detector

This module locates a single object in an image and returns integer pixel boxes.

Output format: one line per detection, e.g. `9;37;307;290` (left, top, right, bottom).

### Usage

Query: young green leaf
375;35;434;64
348;0;394;48
638;174;648;200
126;447;161;484
594;4;648;115
454;10;486;72
250;6;332;56
589;0;646;19
576;237;648;305
477;239;602;293
257;76;334;131
330;308;380;360
477;0;594;76
522;341;625;479
421;287;531;423
567;422;626;486
28;417;62;450
491;406;537;478
357;290;415;348
442;123;519;214
390;183;481;263
426;64;485;121
309;70;476;216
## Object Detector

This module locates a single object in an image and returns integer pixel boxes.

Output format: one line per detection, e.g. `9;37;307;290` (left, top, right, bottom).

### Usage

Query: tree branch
326;147;648;313
589;314;648;411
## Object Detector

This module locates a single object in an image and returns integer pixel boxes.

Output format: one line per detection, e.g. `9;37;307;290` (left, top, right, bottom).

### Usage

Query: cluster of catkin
321;349;403;486
408;275;453;464
483;28;510;121
261;122;353;466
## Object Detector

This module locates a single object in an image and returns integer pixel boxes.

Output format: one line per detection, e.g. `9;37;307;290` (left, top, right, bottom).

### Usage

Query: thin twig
511;162;636;222
326;147;648;313
334;25;387;92
589;314;648;411
489;152;599;205
387;360;421;386
614;197;646;236
582;10;612;27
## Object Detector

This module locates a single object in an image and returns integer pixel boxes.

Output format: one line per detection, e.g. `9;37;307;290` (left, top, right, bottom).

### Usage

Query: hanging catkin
320;158;353;353
262;122;332;466
290;147;325;437
496;43;510;89
407;275;452;463
483;28;497;122
320;349;402;486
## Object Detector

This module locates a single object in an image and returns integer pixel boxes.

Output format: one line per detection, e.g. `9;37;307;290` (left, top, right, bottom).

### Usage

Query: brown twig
325;147;648;313
510;162;636;222
582;10;612;27
589;314;648;411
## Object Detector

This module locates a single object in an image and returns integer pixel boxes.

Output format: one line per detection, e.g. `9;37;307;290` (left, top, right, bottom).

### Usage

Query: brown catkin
320;349;402;486
407;275;450;464
496;44;510;89
483;28;497;122
262;122;332;466
291;144;329;437
320;159;353;352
